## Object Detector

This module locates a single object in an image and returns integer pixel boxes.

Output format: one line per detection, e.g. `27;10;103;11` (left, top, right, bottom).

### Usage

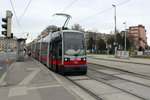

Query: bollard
5;58;9;64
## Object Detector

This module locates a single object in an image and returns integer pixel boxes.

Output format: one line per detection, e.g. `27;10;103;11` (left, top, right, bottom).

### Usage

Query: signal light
81;58;86;61
1;31;7;35
1;10;13;38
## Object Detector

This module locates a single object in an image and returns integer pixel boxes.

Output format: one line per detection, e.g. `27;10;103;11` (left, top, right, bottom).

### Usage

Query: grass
88;53;150;59
87;53;114;55
131;55;150;59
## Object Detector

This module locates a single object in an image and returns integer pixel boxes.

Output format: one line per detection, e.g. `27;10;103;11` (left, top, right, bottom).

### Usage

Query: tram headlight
81;58;86;61
64;58;70;62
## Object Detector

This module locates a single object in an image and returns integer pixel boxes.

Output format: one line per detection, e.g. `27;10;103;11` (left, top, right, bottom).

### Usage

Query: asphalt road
0;51;16;79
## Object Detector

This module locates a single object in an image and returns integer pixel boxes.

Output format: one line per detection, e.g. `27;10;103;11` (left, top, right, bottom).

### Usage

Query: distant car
5;49;13;52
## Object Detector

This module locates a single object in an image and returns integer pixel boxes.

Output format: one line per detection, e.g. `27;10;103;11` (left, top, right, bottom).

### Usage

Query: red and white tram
28;29;87;74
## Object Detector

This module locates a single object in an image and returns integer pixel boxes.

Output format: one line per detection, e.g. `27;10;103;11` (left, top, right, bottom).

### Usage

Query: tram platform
88;54;150;65
87;54;150;77
0;57;78;100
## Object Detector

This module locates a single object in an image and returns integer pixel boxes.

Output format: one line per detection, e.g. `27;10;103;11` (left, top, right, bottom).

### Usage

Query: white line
0;62;16;85
28;84;61;90
0;73;6;85
0;67;3;69
32;58;50;74
19;68;40;85
8;86;27;97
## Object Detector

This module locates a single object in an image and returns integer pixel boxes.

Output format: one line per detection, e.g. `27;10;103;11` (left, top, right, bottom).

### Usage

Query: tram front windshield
64;32;86;56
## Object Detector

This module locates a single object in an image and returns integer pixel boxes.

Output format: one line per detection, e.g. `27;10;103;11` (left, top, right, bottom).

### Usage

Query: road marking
0;62;16;86
28;84;61;90
19;68;40;85
8;86;27;97
0;67;3;69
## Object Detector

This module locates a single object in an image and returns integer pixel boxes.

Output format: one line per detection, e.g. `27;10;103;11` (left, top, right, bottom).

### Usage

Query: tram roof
61;30;84;34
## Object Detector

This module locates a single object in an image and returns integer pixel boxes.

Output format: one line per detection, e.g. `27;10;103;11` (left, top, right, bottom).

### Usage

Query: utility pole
148;45;149;56
112;5;117;46
1;10;13;85
112;5;117;56
123;22;127;51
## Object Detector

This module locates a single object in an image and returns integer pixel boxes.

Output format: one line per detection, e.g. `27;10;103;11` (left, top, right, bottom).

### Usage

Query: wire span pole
112;5;117;57
123;22;127;51
112;5;117;45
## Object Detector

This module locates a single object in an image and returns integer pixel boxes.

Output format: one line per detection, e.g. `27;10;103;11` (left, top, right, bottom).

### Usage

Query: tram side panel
48;37;62;72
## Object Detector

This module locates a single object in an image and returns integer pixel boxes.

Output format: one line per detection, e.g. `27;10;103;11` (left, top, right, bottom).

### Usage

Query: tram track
87;64;150;100
65;76;103;100
88;65;150;88
88;61;150;78
64;73;145;100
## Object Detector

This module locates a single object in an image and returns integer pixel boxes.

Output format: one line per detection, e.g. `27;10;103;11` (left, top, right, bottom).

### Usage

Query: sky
0;0;150;45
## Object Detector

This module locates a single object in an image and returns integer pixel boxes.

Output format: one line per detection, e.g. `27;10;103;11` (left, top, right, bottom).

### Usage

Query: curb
89;57;150;66
88;62;150;78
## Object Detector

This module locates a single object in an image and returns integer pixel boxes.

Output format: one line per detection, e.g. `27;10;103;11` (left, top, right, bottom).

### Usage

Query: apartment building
0;37;5;50
0;36;17;50
127;25;147;50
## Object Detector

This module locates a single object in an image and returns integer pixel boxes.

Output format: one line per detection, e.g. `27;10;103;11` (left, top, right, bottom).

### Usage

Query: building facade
127;25;147;50
0;37;5;50
0;36;17;50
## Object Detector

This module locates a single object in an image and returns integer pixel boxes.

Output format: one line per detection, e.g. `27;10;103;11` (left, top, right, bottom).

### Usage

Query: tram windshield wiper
74;49;82;56
74;53;78;56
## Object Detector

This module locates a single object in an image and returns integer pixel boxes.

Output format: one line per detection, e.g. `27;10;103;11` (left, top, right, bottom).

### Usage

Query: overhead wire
61;0;77;12
116;0;130;6
9;0;24;33
48;0;77;25
19;0;32;22
78;7;113;23
78;0;130;24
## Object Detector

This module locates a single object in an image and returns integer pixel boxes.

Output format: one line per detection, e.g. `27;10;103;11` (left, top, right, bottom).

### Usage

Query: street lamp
112;5;117;45
112;4;117;56
123;22;127;51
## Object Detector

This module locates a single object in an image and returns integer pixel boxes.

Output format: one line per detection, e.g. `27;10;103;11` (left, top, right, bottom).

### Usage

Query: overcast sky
0;0;150;45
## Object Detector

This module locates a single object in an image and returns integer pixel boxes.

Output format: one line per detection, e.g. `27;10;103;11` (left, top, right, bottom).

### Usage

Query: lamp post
112;4;117;56
123;22;127;51
148;45;149;56
112;5;117;46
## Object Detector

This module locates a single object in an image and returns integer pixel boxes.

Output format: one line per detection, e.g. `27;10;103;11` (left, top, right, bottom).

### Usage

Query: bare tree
46;25;59;33
71;24;84;32
41;25;59;36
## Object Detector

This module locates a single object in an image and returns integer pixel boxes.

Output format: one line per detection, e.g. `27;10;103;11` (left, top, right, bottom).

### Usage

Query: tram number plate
74;57;78;64
74;61;78;64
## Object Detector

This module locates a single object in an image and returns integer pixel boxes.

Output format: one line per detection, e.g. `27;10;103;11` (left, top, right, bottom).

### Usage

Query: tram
27;29;87;74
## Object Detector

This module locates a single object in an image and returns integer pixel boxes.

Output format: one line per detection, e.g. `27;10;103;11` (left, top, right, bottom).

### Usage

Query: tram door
57;42;62;66
51;42;62;71
51;42;57;71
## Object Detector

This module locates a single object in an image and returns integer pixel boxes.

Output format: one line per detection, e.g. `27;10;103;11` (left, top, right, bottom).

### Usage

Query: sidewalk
0;57;78;100
87;55;150;77
88;54;150;65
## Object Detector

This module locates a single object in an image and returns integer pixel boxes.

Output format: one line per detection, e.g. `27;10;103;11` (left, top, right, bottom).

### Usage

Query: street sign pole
5;39;9;85
2;10;13;86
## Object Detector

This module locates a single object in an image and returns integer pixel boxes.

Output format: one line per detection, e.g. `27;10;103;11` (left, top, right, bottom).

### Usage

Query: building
9;38;17;50
0;36;17;50
0;37;5;50
128;25;147;50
